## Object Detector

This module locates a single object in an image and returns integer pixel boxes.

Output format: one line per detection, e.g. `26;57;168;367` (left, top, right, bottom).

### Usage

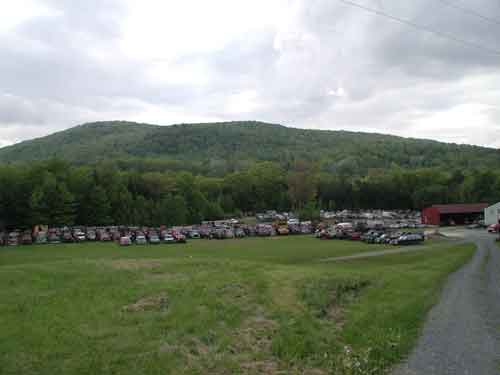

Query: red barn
422;203;488;226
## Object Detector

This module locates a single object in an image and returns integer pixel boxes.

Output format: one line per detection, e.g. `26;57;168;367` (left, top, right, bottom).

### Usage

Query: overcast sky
1;0;499;148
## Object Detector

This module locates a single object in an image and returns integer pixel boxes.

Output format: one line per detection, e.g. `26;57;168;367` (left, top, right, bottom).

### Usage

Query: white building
484;202;500;226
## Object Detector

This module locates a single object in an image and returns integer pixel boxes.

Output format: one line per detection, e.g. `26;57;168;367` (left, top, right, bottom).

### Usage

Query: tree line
1;159;499;229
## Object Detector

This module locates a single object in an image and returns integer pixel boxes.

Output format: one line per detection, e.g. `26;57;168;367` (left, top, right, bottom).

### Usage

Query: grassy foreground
0;236;474;374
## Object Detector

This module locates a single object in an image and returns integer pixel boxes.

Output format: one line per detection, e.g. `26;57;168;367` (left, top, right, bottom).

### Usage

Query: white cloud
120;0;287;62
409;103;494;143
0;0;59;34
327;87;347;98
226;90;260;114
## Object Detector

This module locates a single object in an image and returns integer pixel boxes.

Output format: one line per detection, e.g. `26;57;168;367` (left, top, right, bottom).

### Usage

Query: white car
163;234;175;243
135;235;148;245
148;234;161;244
74;231;86;242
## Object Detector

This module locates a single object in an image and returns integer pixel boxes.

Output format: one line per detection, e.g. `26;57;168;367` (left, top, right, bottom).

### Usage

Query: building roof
428;203;488;214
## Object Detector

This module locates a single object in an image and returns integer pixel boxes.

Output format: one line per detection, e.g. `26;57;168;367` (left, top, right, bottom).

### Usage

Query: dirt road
393;231;500;375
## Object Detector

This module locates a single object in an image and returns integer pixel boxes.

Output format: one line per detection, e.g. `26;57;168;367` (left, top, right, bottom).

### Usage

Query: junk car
148;232;161;245
393;233;424;246
86;230;97;241
256;224;274;236
21;231;33;245
163;233;176;243
48;231;61;244
62;231;74;243
188;230;201;239
73;229;86;242
135;233;148;245
172;231;187;243
35;231;48;244
8;232;20;246
119;236;132;246
234;227;246;238
97;230;111;242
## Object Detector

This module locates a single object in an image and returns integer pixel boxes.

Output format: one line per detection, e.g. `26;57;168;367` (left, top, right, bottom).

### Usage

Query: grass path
319;239;462;262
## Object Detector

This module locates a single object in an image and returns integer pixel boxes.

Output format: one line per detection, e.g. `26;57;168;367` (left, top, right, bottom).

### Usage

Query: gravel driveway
393;231;500;375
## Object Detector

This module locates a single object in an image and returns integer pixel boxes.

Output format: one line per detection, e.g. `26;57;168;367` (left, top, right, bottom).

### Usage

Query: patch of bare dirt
302;370;328;375
140;272;187;284
319;280;370;328
158;343;175;353
327;304;346;329
232;315;279;353
217;283;248;299
189;338;211;357
122;294;168;312
155;314;327;375
239;360;282;374
239;360;328;375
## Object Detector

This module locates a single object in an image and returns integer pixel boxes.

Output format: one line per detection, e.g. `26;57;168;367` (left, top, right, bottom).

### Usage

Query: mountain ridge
0;121;498;173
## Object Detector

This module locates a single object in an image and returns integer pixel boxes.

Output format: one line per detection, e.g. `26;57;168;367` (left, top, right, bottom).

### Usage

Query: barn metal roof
429;203;488;214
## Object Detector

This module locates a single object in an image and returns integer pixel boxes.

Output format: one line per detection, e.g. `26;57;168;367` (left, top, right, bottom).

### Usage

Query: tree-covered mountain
0;121;498;174
2;121;500;229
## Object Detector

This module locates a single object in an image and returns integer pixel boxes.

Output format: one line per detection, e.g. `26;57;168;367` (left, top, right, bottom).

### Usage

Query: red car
172;231;187;243
487;224;500;233
318;229;335;240
350;232;362;241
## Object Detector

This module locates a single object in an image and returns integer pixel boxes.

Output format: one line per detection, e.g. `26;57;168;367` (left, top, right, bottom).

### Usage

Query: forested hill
0;121;498;173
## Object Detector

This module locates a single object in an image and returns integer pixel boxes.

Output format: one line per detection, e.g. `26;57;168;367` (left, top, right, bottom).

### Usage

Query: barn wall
421;207;440;225
485;203;500;226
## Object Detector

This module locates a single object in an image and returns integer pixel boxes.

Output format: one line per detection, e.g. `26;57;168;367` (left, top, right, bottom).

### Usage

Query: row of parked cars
360;230;425;245
118;230;186;246
180;221;314;239
1;219;429;247
0;227;187;246
317;226;425;246
0;230;36;246
0;221;317;246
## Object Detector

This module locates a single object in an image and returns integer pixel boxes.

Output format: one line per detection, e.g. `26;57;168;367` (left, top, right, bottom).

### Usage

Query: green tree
79;186;112;226
287;162;317;210
30;173;76;227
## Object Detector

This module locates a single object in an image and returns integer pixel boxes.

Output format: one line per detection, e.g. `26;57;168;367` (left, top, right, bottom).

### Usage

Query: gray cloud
0;0;499;148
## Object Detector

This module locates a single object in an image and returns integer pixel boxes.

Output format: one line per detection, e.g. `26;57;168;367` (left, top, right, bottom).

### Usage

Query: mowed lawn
0;236;474;374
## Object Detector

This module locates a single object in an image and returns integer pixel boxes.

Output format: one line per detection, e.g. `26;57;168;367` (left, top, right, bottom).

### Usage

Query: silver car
135;235;148;245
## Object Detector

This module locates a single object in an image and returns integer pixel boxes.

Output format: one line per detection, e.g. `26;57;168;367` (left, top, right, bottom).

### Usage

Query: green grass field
0;236;474;374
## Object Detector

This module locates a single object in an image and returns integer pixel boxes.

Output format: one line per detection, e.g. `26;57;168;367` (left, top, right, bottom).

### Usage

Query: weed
301;278;371;321
122;294;169;312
